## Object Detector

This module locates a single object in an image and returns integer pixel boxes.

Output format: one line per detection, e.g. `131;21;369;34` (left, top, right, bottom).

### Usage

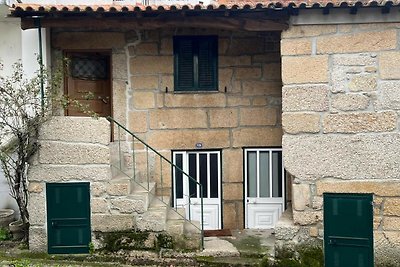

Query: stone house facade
9;0;400;264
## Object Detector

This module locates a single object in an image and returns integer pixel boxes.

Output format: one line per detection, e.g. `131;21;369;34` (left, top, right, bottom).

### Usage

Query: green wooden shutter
197;37;218;91
174;37;195;91
174;36;218;91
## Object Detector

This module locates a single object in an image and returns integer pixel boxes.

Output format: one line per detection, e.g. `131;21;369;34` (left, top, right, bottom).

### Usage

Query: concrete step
40;116;110;144
38;141;109;165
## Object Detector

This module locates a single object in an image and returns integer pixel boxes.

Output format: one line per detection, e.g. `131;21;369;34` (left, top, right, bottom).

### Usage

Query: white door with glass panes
173;151;221;230
245;148;285;229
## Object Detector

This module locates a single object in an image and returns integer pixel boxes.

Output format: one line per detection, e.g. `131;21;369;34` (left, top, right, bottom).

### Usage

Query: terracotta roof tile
10;0;398;14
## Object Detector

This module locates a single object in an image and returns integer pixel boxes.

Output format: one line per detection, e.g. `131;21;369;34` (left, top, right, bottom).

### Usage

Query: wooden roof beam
21;16;288;31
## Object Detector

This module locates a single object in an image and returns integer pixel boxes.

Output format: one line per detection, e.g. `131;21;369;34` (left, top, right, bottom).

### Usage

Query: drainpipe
33;16;45;111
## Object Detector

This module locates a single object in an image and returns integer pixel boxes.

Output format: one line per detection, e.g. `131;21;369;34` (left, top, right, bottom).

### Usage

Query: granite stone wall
281;23;400;265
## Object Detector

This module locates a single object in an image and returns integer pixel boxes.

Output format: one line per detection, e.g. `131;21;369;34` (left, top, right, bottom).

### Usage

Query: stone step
40;116;110;144
136;196;170;232
184;220;202;236
38;141;109;165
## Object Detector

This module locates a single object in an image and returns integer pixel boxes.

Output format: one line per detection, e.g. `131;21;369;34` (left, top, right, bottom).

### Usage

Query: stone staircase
29;116;200;251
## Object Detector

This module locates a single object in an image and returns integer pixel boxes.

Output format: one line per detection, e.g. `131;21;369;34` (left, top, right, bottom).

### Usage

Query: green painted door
46;182;91;254
324;193;373;267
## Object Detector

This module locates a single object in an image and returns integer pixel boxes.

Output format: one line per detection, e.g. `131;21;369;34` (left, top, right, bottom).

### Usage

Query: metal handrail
106;116;204;249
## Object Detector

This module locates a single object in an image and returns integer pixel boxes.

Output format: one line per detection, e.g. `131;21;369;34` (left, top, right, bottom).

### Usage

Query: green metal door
46;182;91;254
324;193;373;267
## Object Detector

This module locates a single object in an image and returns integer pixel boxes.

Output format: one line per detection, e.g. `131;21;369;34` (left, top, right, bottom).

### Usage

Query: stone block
383;217;400;231
293;210;322;226
242;81;282;96
149;109;207;129
263;63;282;81
111;198;146;214
282;113;320;134
219;38;230;54
92;198;109;213
282;25;337;38
282;55;329;84
209;108;239;128
281;39;312;56
374;231;400;266
223;183;243;201
112;53;127;80
92;182;107;197
331;93;370;111
309;226;319;237
128;111;148;133
29;165;111;182
348;75;377;92
107;182;129;196
227;38;264;55
29;226;47;252
132;92;155;109
223;202;240;229
92;214;134;232
165;93;226;108
232;127;282;147
380;51;400;79
312;196;323;210
161;75;174;91
219;68;233;91
223;149;243;183
131;75;159;90
240;107;277;126
53;32;125;49
40;117;110;145
379;81;400;110
323;111;397;133
384;199;400;216
283;134;400;181
227;96;251;107
160;38;173;55
292;184;310;211
252;53;281;63
332;54;376;66
220;56;251;67
282;85;329;112
252;97;268;106
39;142;109;164
317;30;397;54
316;179;400;197
135;42;159;55
235;67;262;80
28;193;46;225
113;80;127;124
28;182;43;193
147;129;230;149
130;56;173;74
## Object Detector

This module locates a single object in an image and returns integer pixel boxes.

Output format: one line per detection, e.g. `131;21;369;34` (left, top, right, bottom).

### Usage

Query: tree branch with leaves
0;60;61;244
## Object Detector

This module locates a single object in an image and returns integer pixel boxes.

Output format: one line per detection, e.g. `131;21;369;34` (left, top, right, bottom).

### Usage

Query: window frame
173;35;218;92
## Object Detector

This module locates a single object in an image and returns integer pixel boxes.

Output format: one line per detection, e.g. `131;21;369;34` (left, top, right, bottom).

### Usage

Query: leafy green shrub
0;227;11;241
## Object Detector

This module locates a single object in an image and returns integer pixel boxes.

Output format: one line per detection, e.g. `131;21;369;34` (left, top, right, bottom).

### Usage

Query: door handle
98;96;109;104
51;221;58;228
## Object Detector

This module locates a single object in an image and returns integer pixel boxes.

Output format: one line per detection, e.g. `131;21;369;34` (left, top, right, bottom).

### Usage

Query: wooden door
46;182;91;254
324;193;374;267
65;52;111;117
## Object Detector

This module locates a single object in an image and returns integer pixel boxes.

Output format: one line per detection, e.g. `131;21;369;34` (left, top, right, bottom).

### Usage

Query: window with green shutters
173;36;218;91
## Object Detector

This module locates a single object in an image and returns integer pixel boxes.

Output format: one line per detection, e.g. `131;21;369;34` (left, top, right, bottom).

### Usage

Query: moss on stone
262;244;323;267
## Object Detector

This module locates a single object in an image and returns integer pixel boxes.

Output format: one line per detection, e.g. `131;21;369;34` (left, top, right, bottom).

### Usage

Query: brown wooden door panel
65;52;111;117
